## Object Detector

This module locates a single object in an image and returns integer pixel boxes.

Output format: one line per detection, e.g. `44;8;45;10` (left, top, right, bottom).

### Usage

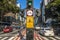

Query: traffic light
28;1;32;6
27;0;33;8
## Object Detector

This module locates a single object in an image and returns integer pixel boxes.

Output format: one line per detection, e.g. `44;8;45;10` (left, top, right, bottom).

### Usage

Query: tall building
44;0;54;6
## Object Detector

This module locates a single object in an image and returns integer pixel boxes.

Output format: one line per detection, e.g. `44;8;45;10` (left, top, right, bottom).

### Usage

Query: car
35;25;40;30
11;25;21;29
39;27;54;36
3;26;13;33
13;26;21;29
16;26;21;29
35;27;40;31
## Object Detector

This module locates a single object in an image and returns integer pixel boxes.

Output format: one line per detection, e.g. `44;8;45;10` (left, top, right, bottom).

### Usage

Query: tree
0;0;20;21
45;0;60;23
46;0;60;17
46;0;60;8
51;0;60;6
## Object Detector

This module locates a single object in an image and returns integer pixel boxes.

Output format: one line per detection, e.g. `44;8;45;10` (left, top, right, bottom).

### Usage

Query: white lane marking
1;37;8;40
42;37;49;40
49;37;56;40
8;37;14;40
55;36;60;39
37;34;43;40
0;37;2;38
36;37;39;40
0;32;3;34
40;35;49;40
10;30;18;33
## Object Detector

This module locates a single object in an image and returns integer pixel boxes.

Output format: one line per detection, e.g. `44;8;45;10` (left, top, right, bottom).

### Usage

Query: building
3;12;16;23
44;0;54;6
40;0;54;23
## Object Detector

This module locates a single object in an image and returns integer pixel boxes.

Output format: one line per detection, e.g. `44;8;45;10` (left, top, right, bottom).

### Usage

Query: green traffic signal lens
28;3;32;5
28;1;32;5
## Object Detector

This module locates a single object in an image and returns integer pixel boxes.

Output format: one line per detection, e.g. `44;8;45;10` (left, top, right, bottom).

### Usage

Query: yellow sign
26;16;34;28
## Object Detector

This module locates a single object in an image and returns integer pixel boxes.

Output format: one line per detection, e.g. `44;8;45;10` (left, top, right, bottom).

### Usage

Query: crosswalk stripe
36;37;39;40
0;37;2;38
39;35;49;40
55;36;60;39
8;37;14;40
1;37;8;40
37;34;43;40
10;30;18;33
0;32;3;34
0;36;60;40
49;37;56;40
41;36;49;40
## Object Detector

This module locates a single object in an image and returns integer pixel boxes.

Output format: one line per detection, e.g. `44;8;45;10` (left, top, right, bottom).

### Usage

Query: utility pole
26;0;34;40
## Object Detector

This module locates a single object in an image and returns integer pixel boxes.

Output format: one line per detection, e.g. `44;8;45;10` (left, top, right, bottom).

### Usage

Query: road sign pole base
26;28;34;40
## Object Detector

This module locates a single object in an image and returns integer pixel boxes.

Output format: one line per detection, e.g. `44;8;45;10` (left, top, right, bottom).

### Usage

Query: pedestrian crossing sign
26;16;34;28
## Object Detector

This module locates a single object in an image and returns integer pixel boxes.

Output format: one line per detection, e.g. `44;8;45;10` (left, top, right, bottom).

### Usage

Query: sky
16;0;42;9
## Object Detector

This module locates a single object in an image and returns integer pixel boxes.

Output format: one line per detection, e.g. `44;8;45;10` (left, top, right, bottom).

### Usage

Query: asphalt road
0;29;19;40
0;28;60;40
13;28;60;40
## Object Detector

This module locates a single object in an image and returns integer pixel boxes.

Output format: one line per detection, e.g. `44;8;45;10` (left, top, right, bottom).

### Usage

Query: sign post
26;16;34;28
26;10;34;40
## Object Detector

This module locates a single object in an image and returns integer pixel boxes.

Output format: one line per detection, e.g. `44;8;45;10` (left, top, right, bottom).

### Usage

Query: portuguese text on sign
26;16;34;28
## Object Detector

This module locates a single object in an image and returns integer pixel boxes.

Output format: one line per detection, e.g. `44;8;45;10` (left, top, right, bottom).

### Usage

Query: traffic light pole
26;28;34;40
26;0;34;40
26;14;34;40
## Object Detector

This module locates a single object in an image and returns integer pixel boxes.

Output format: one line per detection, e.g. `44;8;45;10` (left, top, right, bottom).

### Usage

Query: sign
27;10;33;16
26;16;34;28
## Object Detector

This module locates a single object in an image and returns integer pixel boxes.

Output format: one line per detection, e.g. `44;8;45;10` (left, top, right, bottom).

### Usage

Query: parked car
13;26;21;29
35;26;40;31
11;24;21;29
34;25;40;31
0;22;11;32
39;27;54;36
3;26;13;33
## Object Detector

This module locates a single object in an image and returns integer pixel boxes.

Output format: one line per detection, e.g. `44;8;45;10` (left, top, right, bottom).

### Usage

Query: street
0;28;19;40
40;35;60;40
0;27;60;40
0;0;60;40
13;28;60;40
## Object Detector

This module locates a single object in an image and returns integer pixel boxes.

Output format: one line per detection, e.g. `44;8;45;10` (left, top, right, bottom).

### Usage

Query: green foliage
0;0;20;13
46;3;51;8
45;0;60;20
46;0;60;8
51;0;60;6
